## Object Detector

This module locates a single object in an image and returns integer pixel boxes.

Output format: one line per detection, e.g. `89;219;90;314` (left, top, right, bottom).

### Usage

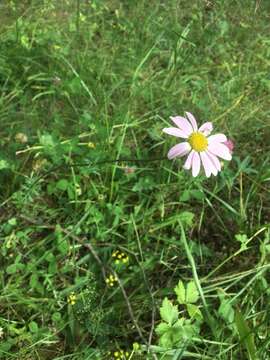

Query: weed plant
0;1;269;359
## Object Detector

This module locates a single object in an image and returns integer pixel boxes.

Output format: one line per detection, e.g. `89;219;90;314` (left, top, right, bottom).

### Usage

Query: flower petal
163;127;188;138
200;151;217;177
208;142;232;161
191;152;201;177
223;139;234;154
185;112;198;131
206;151;221;171
167;142;191;160
183;150;195;170
208;134;227;144
199;122;213;136
170;116;193;136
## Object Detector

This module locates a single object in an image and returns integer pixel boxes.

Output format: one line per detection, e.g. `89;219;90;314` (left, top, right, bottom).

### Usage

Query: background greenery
0;0;269;359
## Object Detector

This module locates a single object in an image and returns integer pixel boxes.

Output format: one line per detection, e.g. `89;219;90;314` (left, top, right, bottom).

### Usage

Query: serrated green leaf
186;303;203;321
160;298;178;325
180;322;200;341
155;322;170;336
159;330;174;348
174;280;186;304
158;323;184;349
186;281;199;303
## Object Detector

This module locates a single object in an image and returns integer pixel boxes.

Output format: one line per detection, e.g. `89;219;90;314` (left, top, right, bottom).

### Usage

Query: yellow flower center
188;132;208;152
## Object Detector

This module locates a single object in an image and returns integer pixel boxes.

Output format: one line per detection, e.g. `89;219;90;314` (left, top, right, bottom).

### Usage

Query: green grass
0;0;270;359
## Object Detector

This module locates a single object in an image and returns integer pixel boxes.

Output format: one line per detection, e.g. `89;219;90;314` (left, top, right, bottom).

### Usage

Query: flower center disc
189;132;208;152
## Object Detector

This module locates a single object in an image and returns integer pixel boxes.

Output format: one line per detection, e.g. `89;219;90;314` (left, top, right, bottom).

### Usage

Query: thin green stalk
179;222;216;334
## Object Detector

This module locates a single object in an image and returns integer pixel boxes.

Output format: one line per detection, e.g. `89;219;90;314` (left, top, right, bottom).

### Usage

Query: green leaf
57;238;69;255
29;274;44;295
159;330;174;348
132;176;155;192
52;312;62;323
155;322;170;336
180;322;200;341
174;280;186;304
0;159;9;170
186;304;203;321
178;211;194;228
174;280;199;304
6;264;17;274
40;134;55;148
179;190;190;202
29;321;39;333
190;189;205;200
160;298;178;325
235;234;248;251
218;299;234;323
186;281;199;303
235;310;257;360
158;320;184;348
55;227;69;255
30;274;38;288
8;218;17;226
56;179;69;191
48;259;57;274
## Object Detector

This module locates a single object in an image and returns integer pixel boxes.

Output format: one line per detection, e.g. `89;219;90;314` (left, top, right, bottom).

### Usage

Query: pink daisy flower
163;112;232;177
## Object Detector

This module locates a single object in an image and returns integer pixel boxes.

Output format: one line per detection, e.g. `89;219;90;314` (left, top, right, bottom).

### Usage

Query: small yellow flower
67;292;77;306
122;256;129;264
132;342;140;351
112;250;129;265
87;142;96;149
111;348;130;359
105;274;117;287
